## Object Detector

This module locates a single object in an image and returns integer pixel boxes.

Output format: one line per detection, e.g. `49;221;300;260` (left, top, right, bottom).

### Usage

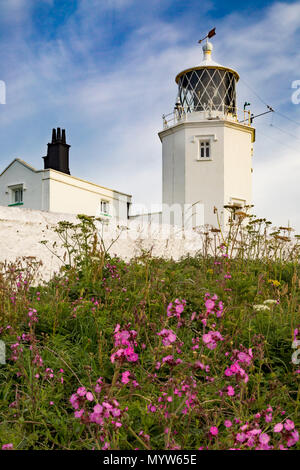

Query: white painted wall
159;115;254;228
0;160;47;211
162;128;186;206
47;169;131;220
184;121;225;228
224;125;253;225
0;206;204;282
0;206;296;284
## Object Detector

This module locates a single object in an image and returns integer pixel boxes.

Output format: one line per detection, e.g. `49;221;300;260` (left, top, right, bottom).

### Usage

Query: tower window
199;141;210;159
193;134;216;161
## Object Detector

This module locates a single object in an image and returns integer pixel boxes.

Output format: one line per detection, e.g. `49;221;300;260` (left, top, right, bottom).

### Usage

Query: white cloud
253;147;300;230
1;0;53;23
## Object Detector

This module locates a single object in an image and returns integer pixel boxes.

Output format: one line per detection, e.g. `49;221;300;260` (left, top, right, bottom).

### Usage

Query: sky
0;0;300;231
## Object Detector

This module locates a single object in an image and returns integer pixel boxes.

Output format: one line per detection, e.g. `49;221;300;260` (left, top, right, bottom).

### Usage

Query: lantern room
175;40;239;119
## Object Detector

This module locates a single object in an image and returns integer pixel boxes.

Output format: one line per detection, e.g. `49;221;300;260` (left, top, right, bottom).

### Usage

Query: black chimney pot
43;128;71;175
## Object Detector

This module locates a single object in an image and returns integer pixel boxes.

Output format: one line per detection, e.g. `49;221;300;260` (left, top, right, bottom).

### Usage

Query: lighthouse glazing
159;40;255;228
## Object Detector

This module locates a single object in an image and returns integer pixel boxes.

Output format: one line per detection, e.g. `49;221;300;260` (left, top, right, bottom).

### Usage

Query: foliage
0;213;299;450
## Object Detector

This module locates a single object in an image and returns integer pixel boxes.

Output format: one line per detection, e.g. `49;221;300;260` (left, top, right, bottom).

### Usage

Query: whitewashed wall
159;117;254;228
47;169;131;219
0;206;203;282
0;160;47;211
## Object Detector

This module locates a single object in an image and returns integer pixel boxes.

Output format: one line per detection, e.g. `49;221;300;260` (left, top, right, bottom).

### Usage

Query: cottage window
13;187;23;203
101;200;109;214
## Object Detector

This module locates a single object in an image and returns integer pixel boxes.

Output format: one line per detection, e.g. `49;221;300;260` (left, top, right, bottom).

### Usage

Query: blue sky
0;0;300;230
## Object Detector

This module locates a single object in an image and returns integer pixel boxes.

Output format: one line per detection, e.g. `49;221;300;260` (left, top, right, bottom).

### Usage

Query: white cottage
0;128;132;220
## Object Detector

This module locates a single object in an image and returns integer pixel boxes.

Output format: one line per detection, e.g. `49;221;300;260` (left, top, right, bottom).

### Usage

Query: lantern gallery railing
162;105;252;129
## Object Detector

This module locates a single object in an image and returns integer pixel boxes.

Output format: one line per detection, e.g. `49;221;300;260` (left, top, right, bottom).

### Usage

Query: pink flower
121;371;131;384
259;433;270;445
93;404;103;414
77;387;87;397
205;299;215;312
274;423;283;433
209;426;218;436
202;330;224;350
284;419;295;431
287;430;299;447
124;346;138;362
224;420;232;428
167;299;186;319
157;329;177;346
162;354;174;363
203;293;224;318
237;351;252;366
202;333;211;344
148;404;157;413
2;443;13;450
227;386;235;397
70;393;80;409
111;325;139;364
74;409;84;418
240;424;248;432
224;360;249;383
236;433;246;443
175;304;184;314
265;413;272;423
86;392;94;402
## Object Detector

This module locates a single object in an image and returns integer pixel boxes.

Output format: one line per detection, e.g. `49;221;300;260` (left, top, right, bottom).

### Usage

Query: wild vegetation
0;211;299;450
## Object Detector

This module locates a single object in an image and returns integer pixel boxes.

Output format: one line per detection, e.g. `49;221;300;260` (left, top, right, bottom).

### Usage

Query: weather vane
198;27;216;44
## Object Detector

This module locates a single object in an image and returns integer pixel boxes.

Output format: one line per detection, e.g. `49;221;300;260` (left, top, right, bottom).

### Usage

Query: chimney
43;128;71;175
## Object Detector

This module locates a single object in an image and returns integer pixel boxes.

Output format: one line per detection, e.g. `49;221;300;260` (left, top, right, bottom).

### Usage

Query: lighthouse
158;36;255;229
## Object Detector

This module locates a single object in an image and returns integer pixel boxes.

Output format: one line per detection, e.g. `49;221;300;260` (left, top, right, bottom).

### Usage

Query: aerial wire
240;78;300;143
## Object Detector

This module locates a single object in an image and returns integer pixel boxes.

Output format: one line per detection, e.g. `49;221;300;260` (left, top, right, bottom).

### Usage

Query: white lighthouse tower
159;37;255;229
